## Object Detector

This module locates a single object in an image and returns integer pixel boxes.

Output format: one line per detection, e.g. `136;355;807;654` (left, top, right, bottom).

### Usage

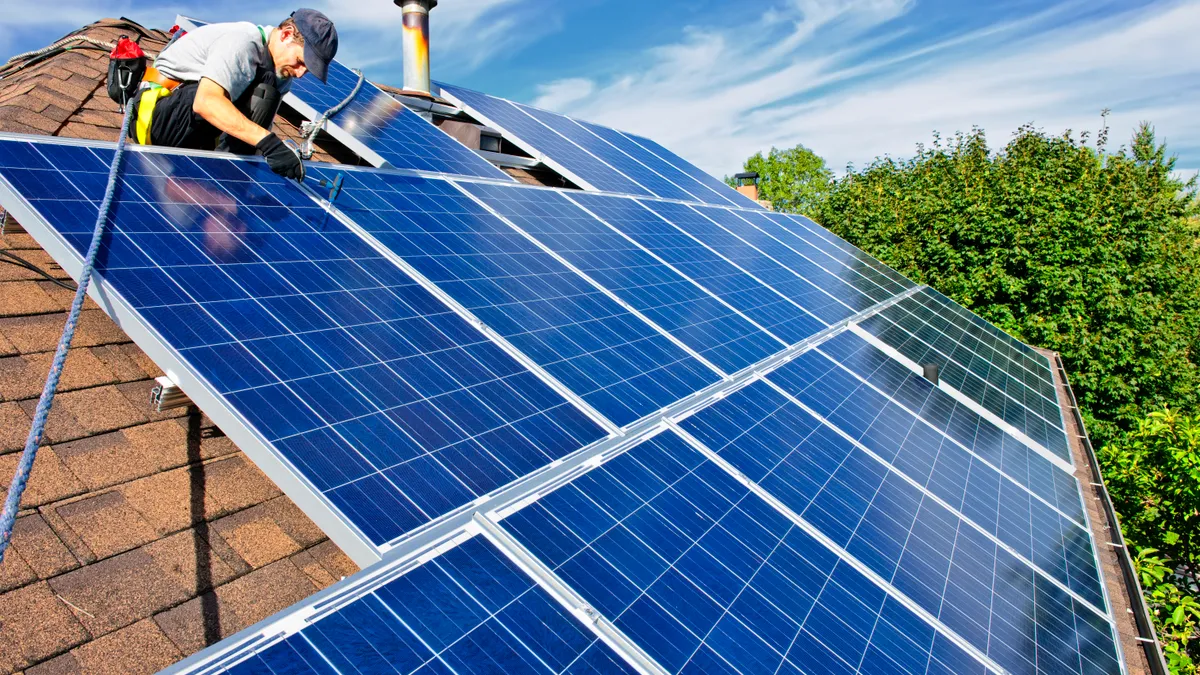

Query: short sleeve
200;32;260;100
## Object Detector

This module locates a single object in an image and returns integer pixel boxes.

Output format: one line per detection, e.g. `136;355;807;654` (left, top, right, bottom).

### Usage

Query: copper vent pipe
396;0;436;95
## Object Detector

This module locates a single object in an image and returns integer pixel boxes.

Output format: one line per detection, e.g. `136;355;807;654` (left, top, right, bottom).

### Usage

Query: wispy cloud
530;0;1200;177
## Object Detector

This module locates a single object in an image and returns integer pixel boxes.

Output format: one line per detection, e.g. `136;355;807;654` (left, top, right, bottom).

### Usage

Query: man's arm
192;77;270;147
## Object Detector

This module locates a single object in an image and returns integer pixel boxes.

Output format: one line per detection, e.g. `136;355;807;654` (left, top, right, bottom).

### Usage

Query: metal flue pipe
396;0;436;94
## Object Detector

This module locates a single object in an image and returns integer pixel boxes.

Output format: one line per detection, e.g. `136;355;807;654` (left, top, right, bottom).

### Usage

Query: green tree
727;144;833;214
813;124;1200;445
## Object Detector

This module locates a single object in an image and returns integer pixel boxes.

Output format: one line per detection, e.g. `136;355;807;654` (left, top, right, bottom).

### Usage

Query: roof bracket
150;375;193;412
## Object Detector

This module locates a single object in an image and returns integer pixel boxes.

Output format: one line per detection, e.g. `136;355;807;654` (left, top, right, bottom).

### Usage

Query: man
130;9;338;181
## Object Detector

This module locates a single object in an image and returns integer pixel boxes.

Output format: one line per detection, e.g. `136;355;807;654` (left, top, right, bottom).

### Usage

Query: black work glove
255;133;305;182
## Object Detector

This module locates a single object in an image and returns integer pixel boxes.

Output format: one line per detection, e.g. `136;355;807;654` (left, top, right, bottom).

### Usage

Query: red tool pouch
106;36;146;106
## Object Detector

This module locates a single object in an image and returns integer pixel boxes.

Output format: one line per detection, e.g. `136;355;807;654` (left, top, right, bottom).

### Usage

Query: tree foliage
728;144;833;214
1106;409;1200;672
813;124;1200;445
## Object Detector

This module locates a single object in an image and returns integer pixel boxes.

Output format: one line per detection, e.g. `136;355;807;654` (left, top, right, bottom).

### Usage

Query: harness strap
135;84;172;145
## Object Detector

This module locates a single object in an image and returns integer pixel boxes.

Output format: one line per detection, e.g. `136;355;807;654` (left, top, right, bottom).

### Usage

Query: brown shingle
307;540;359;582
142;528;239;596
0;402;32;453
0;281;60;317
48;547;191;638
53;491;158;559
0;349;118;403
0;539;37;593
51;619;181;675
7;514;78;580
88;344;155;382
0;446;85;508
154;559;317;655
119;463;229;534
289;549;336;589
0;582;89;672
19;384;149;445
202;455;282;513
210;505;303;569
54;421;185;491
0;310;127;356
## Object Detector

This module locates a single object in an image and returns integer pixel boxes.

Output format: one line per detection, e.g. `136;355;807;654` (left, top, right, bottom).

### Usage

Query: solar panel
816;331;1086;522
307;165;720;427
458;181;785;374
674;385;1119;675
438;83;653;197
0;138;605;559
756;355;1104;607
575;119;738;206
566;192;824;345
643;200;869;325
174;533;639;674
772;212;916;293
618;131;767;209
175;16;511;181
500;430;995;674
858;293;1072;463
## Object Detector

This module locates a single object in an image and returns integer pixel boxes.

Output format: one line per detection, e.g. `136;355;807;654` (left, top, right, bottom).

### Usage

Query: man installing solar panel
126;9;338;182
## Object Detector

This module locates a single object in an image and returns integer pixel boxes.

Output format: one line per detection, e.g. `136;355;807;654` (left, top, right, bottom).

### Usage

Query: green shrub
813;124;1200;446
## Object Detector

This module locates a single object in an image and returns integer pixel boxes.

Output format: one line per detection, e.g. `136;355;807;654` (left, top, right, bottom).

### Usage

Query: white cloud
531;0;1200;178
532;78;595;111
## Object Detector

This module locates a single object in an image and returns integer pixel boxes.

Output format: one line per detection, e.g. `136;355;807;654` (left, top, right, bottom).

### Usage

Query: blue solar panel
512;103;700;203
618;131;766;209
288;62;511;180
860;295;1071;462
676;384;1120;675
641;200;863;327
307;165;720;427
458;181;784;374
734;208;899;305
501;431;993;675
575;120;737;207
0;138;605;549
566;193;823;345
816;331;1085;522
772;212;916;294
439;84;652;197
757;355;1104;607
209;534;638;675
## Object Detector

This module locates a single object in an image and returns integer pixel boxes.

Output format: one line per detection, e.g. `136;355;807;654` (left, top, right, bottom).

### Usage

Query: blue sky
4;0;1198;179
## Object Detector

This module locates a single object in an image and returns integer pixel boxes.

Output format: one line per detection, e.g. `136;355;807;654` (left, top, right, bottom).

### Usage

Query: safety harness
135;26;268;145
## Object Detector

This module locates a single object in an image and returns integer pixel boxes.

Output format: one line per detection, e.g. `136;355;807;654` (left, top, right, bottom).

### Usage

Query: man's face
273;28;308;80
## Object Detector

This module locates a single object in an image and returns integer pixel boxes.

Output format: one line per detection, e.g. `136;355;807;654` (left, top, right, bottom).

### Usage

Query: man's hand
256;133;306;181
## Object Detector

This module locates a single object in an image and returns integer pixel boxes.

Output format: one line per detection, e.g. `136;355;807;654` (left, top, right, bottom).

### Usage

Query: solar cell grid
619;131;767;210
815;331;1085;525
501;431;992;675
771;212;916;293
648;201;865;326
290;60;511;180
735;208;897;305
439;84;653;197
577;119;736;206
215;535;638;675
859;303;1072;462
676;383;1120;675
0;139;605;549
458;181;783;375
567;192;823;345
760;352;1105;608
308;165;720;427
512;103;700;203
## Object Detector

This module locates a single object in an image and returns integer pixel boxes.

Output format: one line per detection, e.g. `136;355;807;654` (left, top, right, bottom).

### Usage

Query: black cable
0;249;76;290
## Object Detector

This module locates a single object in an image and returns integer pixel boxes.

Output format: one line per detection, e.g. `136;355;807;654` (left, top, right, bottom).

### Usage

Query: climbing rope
0;105;134;563
299;68;364;159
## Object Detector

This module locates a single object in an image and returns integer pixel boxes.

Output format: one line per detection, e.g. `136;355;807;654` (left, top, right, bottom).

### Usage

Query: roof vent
395;0;436;95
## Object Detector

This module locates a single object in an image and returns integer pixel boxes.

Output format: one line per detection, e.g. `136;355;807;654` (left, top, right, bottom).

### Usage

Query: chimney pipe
396;0;436;95
734;171;759;202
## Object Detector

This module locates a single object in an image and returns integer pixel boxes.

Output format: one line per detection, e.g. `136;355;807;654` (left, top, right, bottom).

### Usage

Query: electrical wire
0;249;77;290
298;68;365;159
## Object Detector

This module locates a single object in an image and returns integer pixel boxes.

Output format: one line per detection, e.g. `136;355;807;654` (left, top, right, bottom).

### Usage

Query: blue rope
0;105;133;563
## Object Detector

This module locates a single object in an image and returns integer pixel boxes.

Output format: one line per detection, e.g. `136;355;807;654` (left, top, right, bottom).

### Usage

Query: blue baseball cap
291;8;338;83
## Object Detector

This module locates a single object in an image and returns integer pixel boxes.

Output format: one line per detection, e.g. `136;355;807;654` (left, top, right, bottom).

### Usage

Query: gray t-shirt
154;22;292;100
